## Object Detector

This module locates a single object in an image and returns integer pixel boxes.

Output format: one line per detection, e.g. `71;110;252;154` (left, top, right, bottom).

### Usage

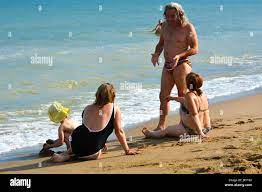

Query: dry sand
0;94;261;174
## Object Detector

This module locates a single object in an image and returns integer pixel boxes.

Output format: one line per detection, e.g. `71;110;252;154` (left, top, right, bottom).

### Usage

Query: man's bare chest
163;27;187;44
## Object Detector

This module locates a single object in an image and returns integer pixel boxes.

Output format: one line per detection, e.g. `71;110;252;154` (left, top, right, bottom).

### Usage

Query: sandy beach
0;93;261;174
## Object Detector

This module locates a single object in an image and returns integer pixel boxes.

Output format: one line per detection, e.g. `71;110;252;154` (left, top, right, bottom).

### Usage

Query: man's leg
173;62;192;97
142;127;166;138
154;67;175;131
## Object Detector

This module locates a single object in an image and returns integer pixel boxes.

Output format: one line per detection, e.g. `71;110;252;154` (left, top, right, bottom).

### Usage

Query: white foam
0;73;262;155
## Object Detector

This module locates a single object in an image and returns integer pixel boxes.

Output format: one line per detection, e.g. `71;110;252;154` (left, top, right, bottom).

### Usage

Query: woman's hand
165;95;175;102
125;149;139;155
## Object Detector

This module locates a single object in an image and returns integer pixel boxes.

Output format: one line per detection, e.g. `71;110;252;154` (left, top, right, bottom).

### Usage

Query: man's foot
142;127;152;138
153;126;165;131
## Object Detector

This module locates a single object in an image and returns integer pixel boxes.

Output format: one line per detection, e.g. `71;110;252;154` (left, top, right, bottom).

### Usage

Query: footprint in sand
235;119;255;125
176;142;184;146
252;163;262;169
233;166;247;172
219;136;232;140
191;149;203;152
212;125;219;129
195;167;213;173
223;145;238;149
247;119;255;123
245;154;262;162
250;127;262;131
235;121;245;125
202;155;222;160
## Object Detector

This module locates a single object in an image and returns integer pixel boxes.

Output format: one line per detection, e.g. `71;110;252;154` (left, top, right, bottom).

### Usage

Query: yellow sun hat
48;102;71;123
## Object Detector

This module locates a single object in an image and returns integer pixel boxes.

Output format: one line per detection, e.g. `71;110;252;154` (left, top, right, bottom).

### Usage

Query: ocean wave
48;80;89;89
204;74;262;99
56;50;72;55
0;52;24;61
0;73;262;155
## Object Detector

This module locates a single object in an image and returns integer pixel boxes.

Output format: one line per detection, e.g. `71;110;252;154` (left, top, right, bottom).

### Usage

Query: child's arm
44;125;65;149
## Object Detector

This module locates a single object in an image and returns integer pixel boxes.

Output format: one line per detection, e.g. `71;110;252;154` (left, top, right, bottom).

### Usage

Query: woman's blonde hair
164;2;188;26
94;83;115;107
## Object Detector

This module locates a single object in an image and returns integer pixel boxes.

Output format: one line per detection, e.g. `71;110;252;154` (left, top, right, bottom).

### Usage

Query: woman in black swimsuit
142;72;211;138
51;83;138;162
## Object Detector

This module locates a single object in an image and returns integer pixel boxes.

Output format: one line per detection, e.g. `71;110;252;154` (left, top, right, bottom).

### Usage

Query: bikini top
181;91;209;115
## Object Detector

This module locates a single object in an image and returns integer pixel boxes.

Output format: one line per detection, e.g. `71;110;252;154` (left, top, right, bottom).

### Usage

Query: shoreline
0;89;261;162
1;86;261;159
0;92;261;173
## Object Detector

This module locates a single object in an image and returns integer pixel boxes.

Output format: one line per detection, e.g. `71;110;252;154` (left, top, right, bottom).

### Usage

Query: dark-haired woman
142;72;211;138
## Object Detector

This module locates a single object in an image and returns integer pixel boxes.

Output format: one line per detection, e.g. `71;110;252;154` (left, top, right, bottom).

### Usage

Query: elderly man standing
151;2;199;131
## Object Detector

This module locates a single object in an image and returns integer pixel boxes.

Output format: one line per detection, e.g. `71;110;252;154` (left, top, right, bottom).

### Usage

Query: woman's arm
166;96;185;105
185;93;207;137
114;105;137;155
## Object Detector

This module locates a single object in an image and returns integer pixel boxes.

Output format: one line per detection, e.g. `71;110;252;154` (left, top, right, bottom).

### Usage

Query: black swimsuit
71;105;114;157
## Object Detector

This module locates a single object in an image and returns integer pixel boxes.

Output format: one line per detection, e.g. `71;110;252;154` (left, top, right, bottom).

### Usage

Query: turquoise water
0;0;262;157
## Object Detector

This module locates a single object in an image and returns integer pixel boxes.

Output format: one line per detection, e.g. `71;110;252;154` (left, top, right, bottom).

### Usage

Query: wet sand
0;94;261;174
